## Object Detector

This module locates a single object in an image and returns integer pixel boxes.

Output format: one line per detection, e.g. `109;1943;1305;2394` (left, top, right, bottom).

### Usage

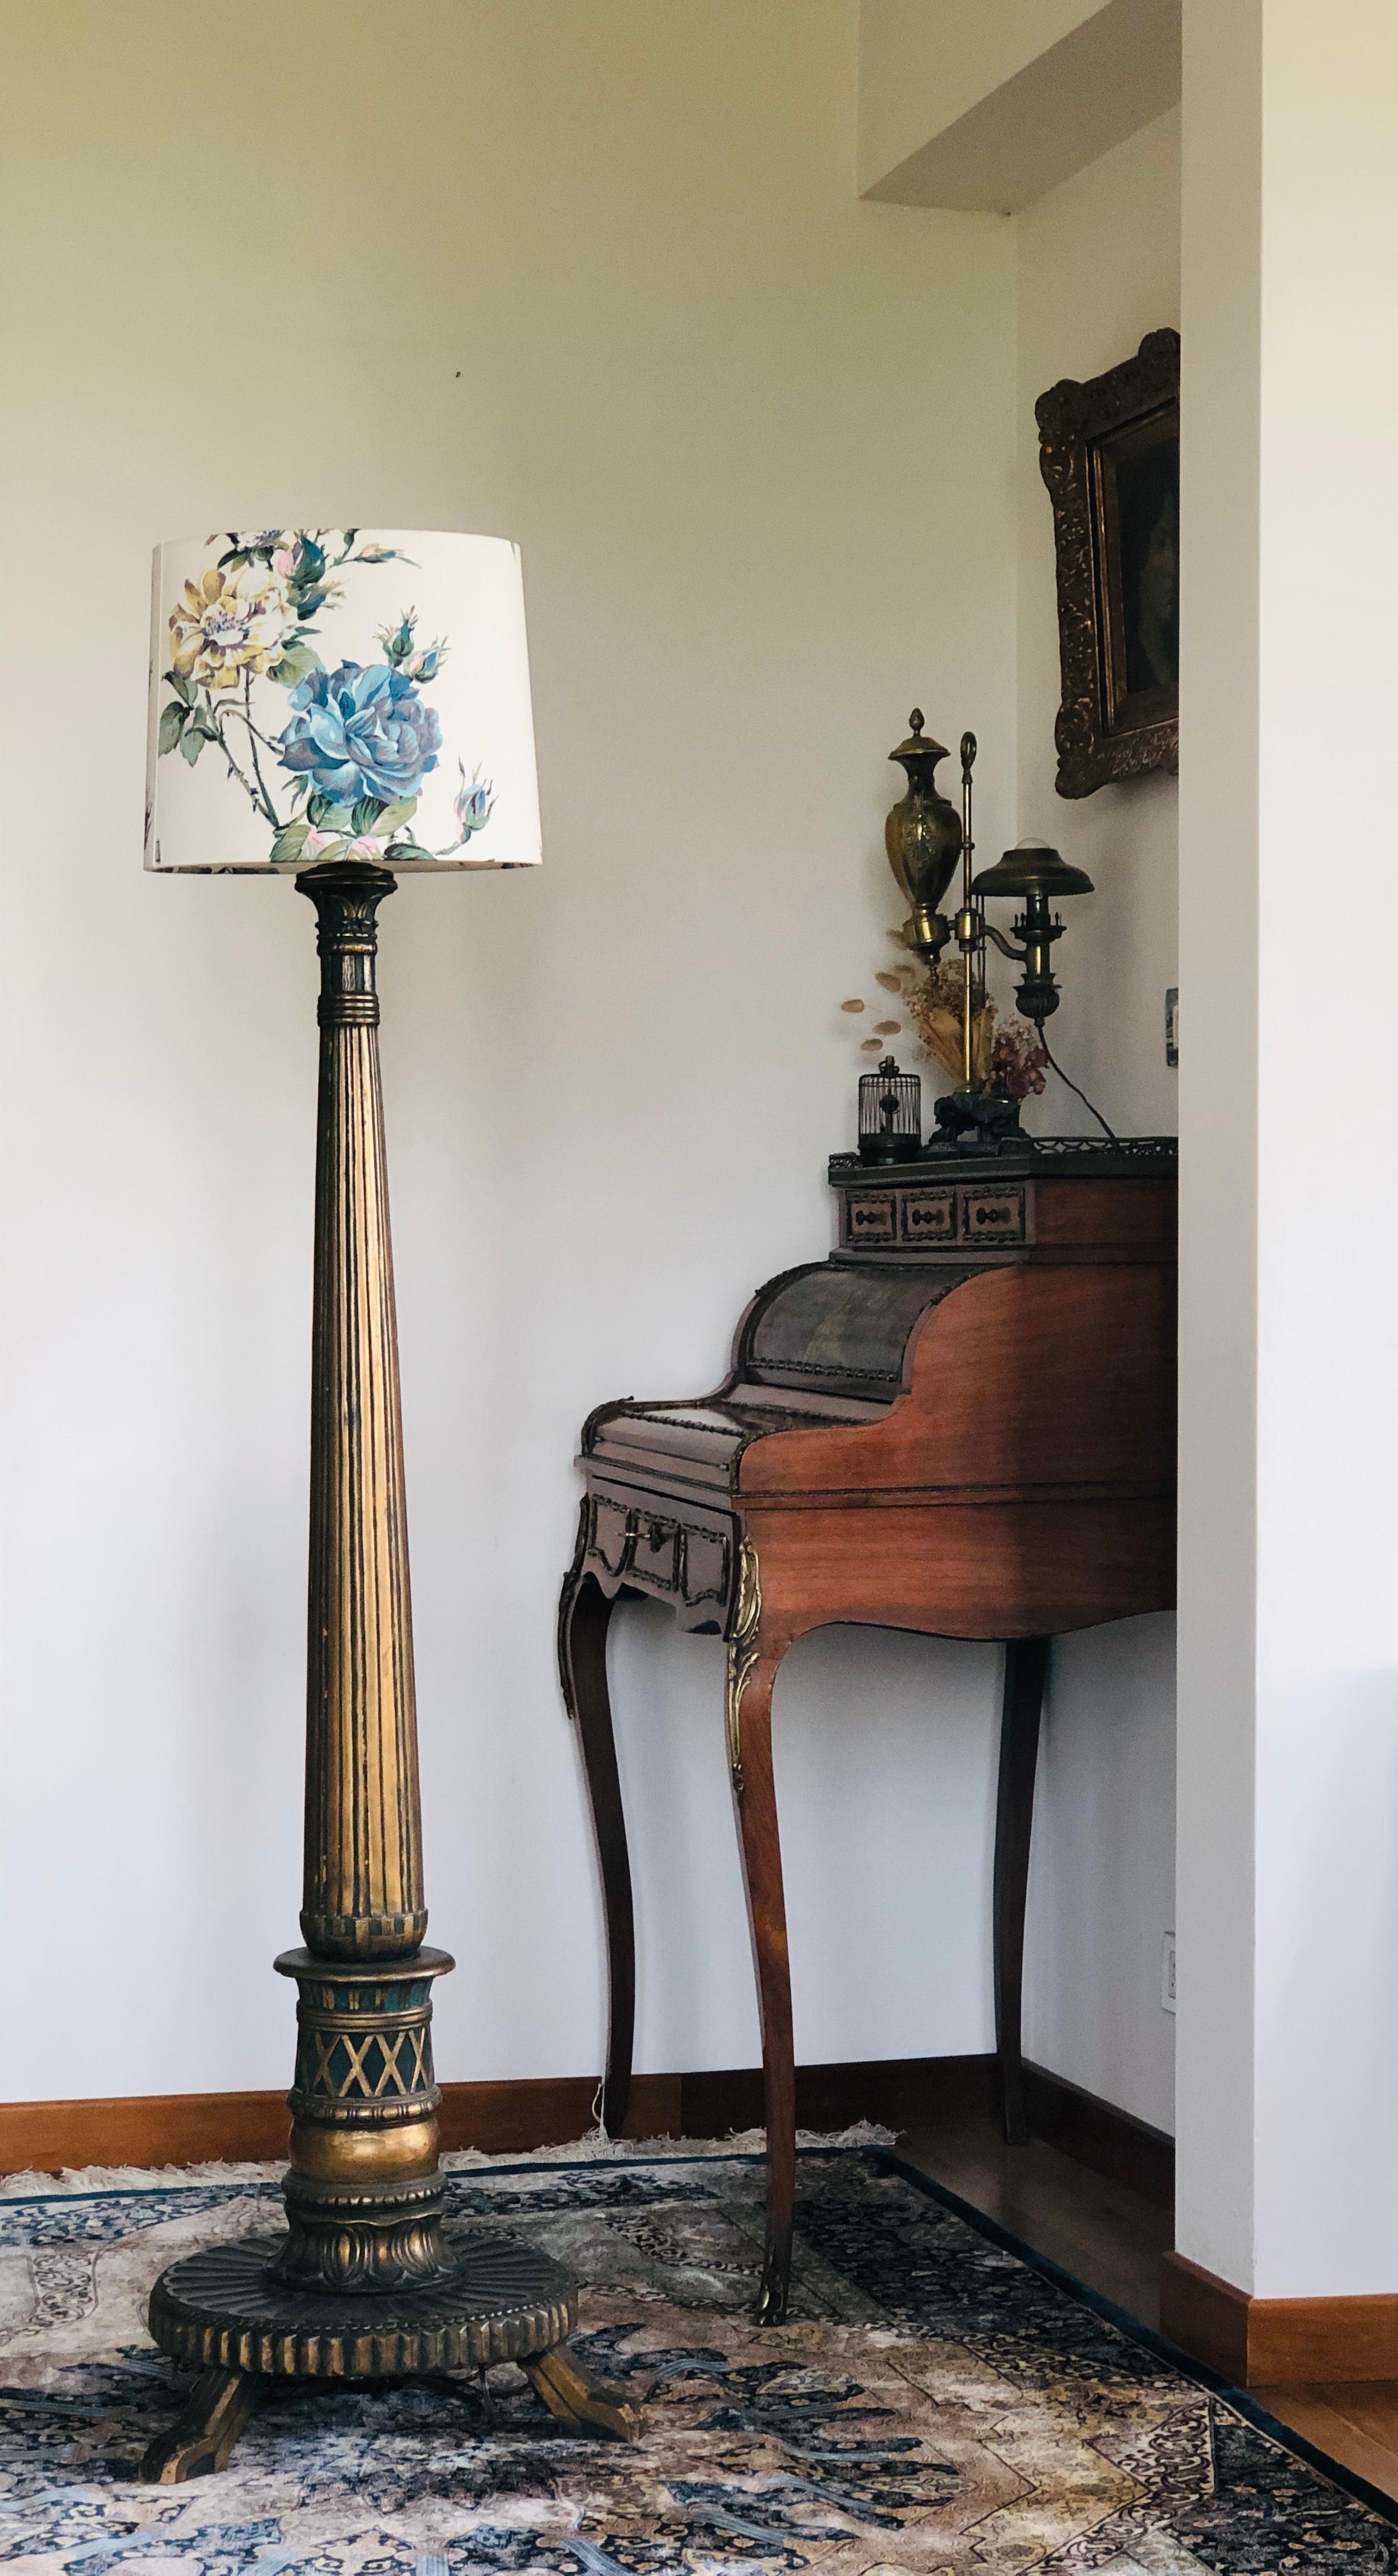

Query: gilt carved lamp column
138;530;634;2481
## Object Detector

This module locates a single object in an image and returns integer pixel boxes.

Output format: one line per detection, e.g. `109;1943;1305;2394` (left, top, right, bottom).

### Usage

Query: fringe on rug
0;2120;896;2200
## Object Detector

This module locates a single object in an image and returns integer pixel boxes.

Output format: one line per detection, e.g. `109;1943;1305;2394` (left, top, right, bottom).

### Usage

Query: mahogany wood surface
741;1496;1173;1643
1028;1174;1174;1253
739;1262;1176;1503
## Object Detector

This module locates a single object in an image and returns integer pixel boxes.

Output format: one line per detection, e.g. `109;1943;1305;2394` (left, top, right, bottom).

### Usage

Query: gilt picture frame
1037;328;1179;799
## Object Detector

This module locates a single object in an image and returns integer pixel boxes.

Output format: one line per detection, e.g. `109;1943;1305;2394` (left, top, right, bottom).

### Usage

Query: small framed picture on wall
1037;328;1179;799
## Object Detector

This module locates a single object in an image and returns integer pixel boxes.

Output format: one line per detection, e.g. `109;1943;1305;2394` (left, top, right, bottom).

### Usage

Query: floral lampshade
145;528;541;873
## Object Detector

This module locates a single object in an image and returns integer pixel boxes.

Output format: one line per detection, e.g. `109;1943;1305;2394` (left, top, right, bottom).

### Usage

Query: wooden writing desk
558;1139;1177;2320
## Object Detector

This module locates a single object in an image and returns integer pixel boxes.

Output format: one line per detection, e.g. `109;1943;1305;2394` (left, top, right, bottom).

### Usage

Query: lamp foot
755;2246;791;2327
139;2366;262;2484
523;2347;641;2441
924;1086;1034;1158
147;2229;574;2377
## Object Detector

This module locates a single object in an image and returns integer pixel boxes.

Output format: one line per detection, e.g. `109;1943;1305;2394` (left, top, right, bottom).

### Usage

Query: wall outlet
1165;987;1179;1068
1162;1933;1177;2014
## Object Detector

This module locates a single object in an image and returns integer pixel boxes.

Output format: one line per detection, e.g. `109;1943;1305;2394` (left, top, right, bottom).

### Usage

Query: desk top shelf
828;1135;1177;1262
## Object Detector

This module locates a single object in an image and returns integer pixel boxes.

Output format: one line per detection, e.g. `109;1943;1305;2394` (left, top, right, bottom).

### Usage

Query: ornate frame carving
1037;328;1179;800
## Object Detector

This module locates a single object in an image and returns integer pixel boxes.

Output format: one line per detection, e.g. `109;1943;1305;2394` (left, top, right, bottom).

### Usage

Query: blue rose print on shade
278;663;443;805
155;532;497;868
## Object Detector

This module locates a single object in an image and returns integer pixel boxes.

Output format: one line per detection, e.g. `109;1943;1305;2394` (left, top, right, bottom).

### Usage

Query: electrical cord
1039;1034;1117;1140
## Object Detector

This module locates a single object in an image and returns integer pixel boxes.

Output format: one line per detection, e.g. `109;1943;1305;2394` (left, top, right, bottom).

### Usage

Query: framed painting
1036;328;1179;799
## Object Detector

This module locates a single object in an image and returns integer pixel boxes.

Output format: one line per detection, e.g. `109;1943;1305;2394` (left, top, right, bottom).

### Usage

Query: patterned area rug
1;2145;1394;2574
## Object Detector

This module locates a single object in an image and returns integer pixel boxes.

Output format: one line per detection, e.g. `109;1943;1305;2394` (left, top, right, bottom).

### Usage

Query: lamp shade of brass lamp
972;837;1094;1029
136;530;635;2481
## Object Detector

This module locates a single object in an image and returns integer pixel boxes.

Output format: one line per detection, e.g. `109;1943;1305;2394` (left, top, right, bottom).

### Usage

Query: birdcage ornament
858;1055;921;1166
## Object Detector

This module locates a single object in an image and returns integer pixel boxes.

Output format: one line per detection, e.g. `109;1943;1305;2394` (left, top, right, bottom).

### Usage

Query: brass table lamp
972;836;1095;1027
137;528;635;2480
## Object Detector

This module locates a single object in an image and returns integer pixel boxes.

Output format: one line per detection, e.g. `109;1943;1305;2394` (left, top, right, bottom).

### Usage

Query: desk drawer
585;1482;735;1627
838;1178;1035;1255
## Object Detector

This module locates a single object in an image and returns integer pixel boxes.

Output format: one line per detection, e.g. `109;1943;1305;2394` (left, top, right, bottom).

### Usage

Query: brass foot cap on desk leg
524;2348;641;2441
139;2367;262;2483
755;2253;790;2329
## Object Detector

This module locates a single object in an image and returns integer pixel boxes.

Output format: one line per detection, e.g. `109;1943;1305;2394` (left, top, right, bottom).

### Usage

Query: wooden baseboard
680;2051;995;2141
1161;2249;1398;2386
0;2090;295;2175
1022;2060;1174;2211
0;2053;996;2179
440;2075;682;2156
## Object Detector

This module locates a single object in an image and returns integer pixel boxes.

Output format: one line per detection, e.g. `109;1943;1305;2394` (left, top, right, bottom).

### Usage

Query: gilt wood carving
1038;328;1179;799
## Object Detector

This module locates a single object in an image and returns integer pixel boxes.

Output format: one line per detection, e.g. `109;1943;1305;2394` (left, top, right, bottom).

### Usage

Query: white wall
1175;0;1262;2290
1013;109;1181;2133
859;0;1106;194
0;1;1020;2106
1178;0;1398;2301
859;0;1180;214
1015;108;1180;1144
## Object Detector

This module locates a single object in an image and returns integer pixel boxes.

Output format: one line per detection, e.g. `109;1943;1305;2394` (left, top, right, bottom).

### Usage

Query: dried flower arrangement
840;938;1048;1102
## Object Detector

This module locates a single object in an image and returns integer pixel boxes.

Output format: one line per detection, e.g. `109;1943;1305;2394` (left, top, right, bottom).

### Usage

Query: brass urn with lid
885;709;963;964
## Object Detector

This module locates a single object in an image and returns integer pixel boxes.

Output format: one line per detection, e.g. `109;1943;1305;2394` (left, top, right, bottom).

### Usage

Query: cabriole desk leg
993;1634;1050;2145
558;1513;635;2138
726;1543;795;2324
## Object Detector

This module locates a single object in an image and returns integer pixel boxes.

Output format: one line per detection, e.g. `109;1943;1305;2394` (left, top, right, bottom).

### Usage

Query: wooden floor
897;2112;1398;2508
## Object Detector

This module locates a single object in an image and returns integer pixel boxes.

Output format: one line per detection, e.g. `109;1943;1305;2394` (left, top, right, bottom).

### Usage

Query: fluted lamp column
136;528;636;2480
275;861;446;2297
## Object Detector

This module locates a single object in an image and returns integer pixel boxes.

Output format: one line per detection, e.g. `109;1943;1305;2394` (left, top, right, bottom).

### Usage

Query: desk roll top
579;1142;1176;1644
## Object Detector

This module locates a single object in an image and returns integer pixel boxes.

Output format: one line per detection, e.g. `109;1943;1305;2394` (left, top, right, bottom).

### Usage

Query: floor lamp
137;527;634;2480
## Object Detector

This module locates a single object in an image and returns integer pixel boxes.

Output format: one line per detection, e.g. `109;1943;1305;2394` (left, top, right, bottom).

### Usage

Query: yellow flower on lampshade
169;561;291;693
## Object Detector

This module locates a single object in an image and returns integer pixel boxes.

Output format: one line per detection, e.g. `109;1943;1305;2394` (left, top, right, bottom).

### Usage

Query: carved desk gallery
558;1139;1177;2322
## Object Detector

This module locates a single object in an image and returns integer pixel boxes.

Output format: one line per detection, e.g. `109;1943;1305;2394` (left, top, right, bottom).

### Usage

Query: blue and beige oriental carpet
1;2138;1394;2574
